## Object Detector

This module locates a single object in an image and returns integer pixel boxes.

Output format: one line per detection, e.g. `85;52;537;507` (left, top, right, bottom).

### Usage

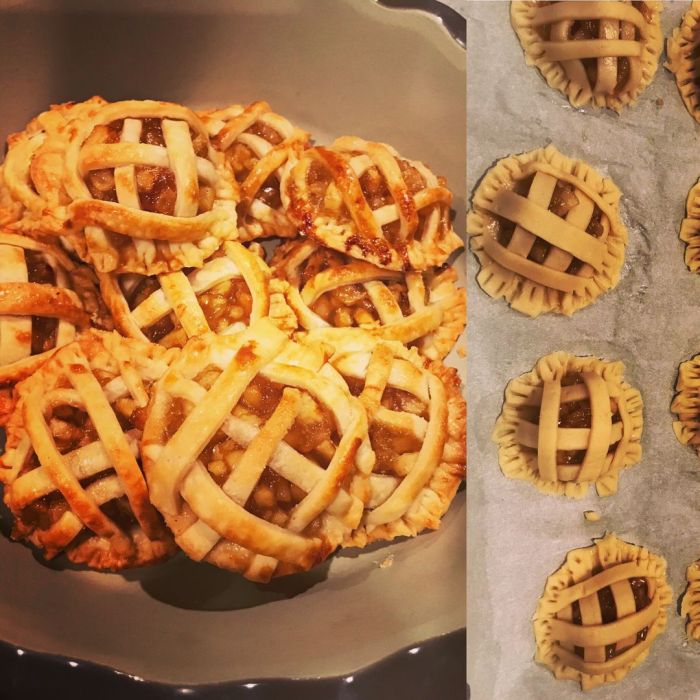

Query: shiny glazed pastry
534;533;672;690
0;330;177;569
98;241;295;347
271;238;465;360
327;338;466;546
666;1;700;124
141;319;374;582
60;99;238;274
511;1;663;111
200;101;309;241
492;352;642;498
468;144;627;317
282;135;463;271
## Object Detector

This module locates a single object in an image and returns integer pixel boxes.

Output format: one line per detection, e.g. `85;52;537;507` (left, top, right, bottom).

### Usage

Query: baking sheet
467;1;700;697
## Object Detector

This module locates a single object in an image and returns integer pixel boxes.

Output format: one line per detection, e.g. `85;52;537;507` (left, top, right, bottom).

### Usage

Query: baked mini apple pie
282;136;463;271
59;99;238;274
534;533;672;690
0;330;177;569
327;339;466;546
493;352;642;498
468;145;628;317
98;241;295;347
511;1;663;111
0;231;109;421
141;319;374;582
271;238;465;360
200;101;309;241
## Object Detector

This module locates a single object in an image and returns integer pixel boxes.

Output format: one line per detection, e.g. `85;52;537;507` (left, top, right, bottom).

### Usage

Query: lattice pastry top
468;145;628;317
200;101;309;241
511;1;663;111
493;352;643;498
98;241;296;348
0;231;109;393
667;2;700;124
534;533;672;690
56;99;239;275
141;318;374;582
325;337;465;547
0;97;108;231
272;238;465;360
0;330;178;570
281;135;462;271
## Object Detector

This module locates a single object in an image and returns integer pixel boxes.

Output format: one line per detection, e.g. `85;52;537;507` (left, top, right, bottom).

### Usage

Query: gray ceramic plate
0;0;465;694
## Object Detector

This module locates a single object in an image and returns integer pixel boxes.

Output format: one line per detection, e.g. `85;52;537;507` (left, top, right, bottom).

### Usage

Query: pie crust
141;318;374;582
98;241;296;347
511;1;663;111
282;136;463;271
468;144;628;317
326;337;466;546
200;101;309;241
0;330;177;569
678;178;700;275
671;351;700;451
492;351;643;498
666;1;700;125
534;533;672;690
58;99;238;275
682;559;700;640
271;238;465;360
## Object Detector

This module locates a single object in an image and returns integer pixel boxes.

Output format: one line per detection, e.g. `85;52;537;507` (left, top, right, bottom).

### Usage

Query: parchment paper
466;2;700;698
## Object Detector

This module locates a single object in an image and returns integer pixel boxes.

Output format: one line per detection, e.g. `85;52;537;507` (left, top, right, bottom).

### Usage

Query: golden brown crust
493;351;643;498
468;144;628;317
512;1;663;111
682;559;700;640
534;533;672;690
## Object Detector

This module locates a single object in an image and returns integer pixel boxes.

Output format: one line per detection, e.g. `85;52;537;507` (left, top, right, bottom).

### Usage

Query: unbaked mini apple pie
141;319;375;582
511;1;663;111
493;351;643;498
282;136;463;271
666;1;700;125
0;330;177;569
534;533;672;690
468;145;628;317
271;238;465;360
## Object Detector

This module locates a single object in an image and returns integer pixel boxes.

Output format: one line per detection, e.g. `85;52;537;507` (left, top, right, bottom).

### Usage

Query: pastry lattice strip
481;164;608;293
531;1;649;96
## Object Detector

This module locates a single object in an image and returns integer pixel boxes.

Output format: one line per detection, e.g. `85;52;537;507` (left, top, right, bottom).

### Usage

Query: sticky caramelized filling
23;250;59;354
494;173;607;276
84;118;214;215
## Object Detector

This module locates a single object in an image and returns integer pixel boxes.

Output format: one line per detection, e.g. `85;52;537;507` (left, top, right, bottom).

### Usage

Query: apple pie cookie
327;338;466;546
271;238;465;360
678;178;700;275
282;136;463;271
58;99;238;274
0;330;177;569
667;2;700;125
141;319;374;582
493;352;643;498
200;101;309;241
98;241;295;347
534;533;672;690
468;145;627;317
682;559;700;640
671;351;700;453
511;1;663;111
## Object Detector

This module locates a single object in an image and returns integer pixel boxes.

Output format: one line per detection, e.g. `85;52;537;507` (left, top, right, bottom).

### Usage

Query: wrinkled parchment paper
467;1;700;698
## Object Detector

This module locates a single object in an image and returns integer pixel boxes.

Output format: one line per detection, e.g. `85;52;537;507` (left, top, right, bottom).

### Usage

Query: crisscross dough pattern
141;319;374;582
493;352;642;498
468;145;628;317
0;330;177;569
511;1;663;111
665;1;700;124
61;99;239;275
282;135;462;271
272;238;465;360
326;338;465;546
200;101;309;241
534;533;672;690
98;241;295;347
